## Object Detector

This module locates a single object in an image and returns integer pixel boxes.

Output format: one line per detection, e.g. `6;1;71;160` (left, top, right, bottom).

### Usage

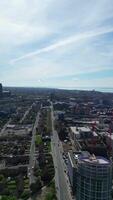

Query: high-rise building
0;83;3;96
67;151;90;194
76;155;112;200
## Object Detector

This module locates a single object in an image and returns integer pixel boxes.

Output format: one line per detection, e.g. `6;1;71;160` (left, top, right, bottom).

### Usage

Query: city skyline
0;0;113;88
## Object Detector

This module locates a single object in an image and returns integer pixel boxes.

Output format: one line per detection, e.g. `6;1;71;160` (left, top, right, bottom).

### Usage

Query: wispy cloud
1;0;113;87
11;26;113;63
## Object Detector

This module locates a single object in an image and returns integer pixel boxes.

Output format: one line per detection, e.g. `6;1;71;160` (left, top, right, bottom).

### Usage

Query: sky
1;0;113;89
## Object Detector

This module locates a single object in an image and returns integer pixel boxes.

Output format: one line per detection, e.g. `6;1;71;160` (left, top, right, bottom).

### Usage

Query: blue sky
1;0;113;88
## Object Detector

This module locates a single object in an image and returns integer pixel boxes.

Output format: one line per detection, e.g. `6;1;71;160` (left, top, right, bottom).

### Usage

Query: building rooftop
68;151;110;168
80;155;110;165
68;151;90;168
106;132;113;140
79;127;91;132
70;126;91;134
70;127;79;135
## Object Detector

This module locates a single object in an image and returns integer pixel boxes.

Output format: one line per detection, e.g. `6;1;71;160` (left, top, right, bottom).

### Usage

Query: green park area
35;135;42;145
46;109;52;133
44;181;57;200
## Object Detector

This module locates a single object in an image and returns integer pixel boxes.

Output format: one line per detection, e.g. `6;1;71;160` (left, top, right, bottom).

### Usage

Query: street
0;118;11;135
20;103;33;124
51;103;72;200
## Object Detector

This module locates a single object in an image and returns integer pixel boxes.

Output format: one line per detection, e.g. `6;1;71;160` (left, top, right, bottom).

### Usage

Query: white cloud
10;26;113;63
0;0;54;47
0;0;113;87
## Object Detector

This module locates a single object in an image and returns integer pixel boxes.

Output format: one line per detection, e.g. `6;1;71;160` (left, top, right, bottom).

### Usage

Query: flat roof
70;127;79;134
68;151;90;168
68;151;80;168
6;124;15;129
73;120;99;124
70;126;91;134
80;156;110;165
79;127;91;132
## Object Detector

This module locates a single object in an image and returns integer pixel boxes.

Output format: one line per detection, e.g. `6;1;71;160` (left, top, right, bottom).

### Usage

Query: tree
20;191;30;200
0;174;7;193
0;175;5;182
41;168;54;185
30;177;42;194
1;196;17;200
15;175;24;196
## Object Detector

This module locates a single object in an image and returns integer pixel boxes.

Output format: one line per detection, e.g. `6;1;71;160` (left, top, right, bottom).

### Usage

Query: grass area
7;178;29;192
46;142;51;152
46;109;52;133
0;195;17;200
8;184;16;190
24;184;29;189
20;190;30;200
7;180;16;190
35;135;42;145
24;178;29;189
8;180;16;185
24;179;29;184
44;181;57;200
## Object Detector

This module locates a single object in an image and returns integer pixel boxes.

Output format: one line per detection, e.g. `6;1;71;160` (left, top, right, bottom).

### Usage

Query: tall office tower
0;83;3;96
76;155;112;200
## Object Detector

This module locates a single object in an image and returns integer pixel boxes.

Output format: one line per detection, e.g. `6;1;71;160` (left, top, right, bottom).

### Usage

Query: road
20;103;33;124
28;111;40;185
0;103;33;134
50;102;72;200
0;118;11;135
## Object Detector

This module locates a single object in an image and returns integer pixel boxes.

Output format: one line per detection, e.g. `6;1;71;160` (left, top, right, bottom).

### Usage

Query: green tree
30;177;42;194
0;175;5;182
20;191;30;200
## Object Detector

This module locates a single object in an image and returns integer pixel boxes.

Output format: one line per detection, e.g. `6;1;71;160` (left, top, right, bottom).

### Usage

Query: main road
50;102;72;200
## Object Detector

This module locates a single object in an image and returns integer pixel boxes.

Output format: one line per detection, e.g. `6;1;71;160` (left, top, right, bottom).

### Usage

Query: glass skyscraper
76;155;112;200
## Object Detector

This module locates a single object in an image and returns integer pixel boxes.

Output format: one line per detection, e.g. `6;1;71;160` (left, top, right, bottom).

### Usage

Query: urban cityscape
1;0;113;199
0;83;113;199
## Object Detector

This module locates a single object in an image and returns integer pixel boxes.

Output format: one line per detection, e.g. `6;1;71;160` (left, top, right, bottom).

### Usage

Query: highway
51;103;72;200
28;111;40;185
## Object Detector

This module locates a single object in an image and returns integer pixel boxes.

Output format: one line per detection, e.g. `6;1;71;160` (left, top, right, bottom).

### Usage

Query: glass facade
76;158;112;200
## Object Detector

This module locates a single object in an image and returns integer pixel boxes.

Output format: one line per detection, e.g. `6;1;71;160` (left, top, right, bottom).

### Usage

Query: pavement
50;102;73;200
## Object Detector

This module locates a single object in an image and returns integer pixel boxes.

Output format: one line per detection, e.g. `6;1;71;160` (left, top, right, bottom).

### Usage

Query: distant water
77;87;113;93
59;87;113;93
95;88;113;93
